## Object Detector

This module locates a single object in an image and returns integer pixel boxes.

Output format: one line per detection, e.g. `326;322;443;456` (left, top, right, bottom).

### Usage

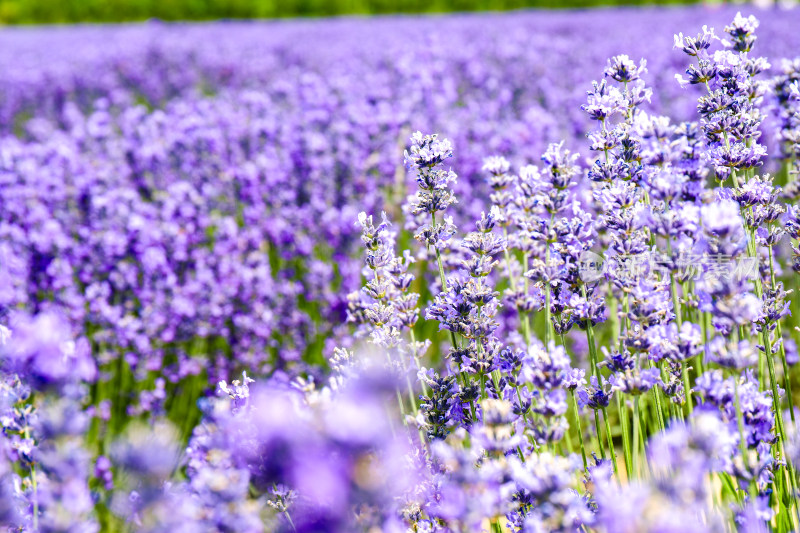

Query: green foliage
0;0;697;24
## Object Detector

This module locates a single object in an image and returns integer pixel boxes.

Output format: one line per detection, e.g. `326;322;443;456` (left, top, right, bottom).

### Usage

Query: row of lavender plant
2;6;800;439
2;7;800;533
5;7;799;136
332;14;800;530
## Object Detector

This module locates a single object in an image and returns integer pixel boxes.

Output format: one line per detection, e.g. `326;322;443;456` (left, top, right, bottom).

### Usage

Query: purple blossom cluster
2;5;800;533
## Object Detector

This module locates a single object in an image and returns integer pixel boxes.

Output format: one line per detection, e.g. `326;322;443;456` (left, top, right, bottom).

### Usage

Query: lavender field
2;5;800;532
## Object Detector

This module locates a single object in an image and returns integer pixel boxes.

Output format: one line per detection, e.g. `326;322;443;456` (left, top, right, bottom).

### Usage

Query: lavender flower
0;7;799;532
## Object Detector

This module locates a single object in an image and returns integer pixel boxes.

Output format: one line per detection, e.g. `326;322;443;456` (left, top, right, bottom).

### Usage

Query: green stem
633;396;641;479
666;238;693;416
767;245;795;425
733;376;757;500
284;510;297;532
571;390;589;471
543;213;555;346
762;327;800;523
582;285;600;380
608;289;621;352
522;251;533;347
617;393;633;480
602;407;618;478
503;228;531;347
648;359;667;433
594;410;606;461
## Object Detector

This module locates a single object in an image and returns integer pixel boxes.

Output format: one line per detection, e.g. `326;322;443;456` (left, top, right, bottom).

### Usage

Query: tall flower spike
674;25;718;57
405;132;459;250
604;55;647;84
724;12;759;53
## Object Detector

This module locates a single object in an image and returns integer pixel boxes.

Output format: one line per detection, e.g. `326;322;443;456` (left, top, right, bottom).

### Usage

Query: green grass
0;0;697;24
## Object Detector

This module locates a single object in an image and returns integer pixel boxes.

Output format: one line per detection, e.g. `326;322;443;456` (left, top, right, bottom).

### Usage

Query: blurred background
0;0;763;24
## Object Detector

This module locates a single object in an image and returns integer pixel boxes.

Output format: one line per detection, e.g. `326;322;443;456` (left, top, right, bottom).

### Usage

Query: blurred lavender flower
2;312;95;392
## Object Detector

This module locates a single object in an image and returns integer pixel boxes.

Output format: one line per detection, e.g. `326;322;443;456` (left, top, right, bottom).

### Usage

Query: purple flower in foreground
609;367;662;396
577;376;613;410
2;312;95;391
604;55;647;83
674;25;718;57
